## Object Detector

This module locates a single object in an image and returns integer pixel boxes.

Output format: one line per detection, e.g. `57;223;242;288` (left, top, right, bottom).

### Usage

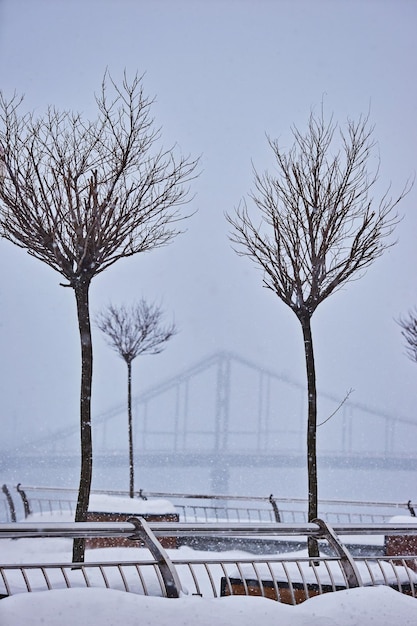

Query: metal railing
1;518;417;603
5;484;416;525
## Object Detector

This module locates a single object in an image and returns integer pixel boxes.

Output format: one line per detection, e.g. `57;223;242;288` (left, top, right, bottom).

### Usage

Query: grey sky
0;0;416;449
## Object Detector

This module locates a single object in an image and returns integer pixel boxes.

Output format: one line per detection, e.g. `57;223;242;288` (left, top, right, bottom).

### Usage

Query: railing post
269;494;281;522
16;484;31;517
2;485;16;523
407;500;416;517
127;516;184;598
313;518;363;588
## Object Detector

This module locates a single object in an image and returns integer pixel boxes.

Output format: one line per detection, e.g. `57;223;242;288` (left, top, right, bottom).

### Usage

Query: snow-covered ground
1;585;417;626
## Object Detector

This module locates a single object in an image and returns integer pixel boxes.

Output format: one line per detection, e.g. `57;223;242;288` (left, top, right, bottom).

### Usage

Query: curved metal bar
312;517;363;588
269;494;281;522
127;516;184;598
16;483;31;517
2;485;16;522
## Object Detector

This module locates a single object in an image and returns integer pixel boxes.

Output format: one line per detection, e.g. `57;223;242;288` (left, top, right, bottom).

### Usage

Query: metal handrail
14;484;417;509
0;521;138;539
2;519;417;540
1;518;417;601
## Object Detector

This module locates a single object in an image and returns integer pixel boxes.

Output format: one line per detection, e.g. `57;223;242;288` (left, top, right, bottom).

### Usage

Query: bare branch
95;300;177;364
317;388;354;427
226;109;411;321
0;72;199;288
397;309;417;364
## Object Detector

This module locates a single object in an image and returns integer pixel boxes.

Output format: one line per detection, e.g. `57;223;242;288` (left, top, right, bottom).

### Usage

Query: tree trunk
72;277;93;563
127;360;134;498
299;313;319;558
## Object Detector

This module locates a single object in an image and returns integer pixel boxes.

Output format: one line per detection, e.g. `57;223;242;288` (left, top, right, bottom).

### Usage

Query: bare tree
0;72;197;562
96;300;177;497
227;110;408;555
397;309;417;364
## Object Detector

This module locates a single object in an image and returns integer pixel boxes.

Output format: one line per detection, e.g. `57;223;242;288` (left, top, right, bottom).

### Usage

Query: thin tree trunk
127;360;134;498
300;314;319;558
72;277;93;563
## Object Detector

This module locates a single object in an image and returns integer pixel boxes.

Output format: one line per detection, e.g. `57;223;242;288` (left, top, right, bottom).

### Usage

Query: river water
1;456;416;506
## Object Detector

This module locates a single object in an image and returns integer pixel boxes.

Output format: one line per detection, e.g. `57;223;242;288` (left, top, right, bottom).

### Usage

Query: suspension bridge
4;351;416;486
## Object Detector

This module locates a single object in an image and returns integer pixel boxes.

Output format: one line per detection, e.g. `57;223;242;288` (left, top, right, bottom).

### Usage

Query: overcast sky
0;0;416;451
